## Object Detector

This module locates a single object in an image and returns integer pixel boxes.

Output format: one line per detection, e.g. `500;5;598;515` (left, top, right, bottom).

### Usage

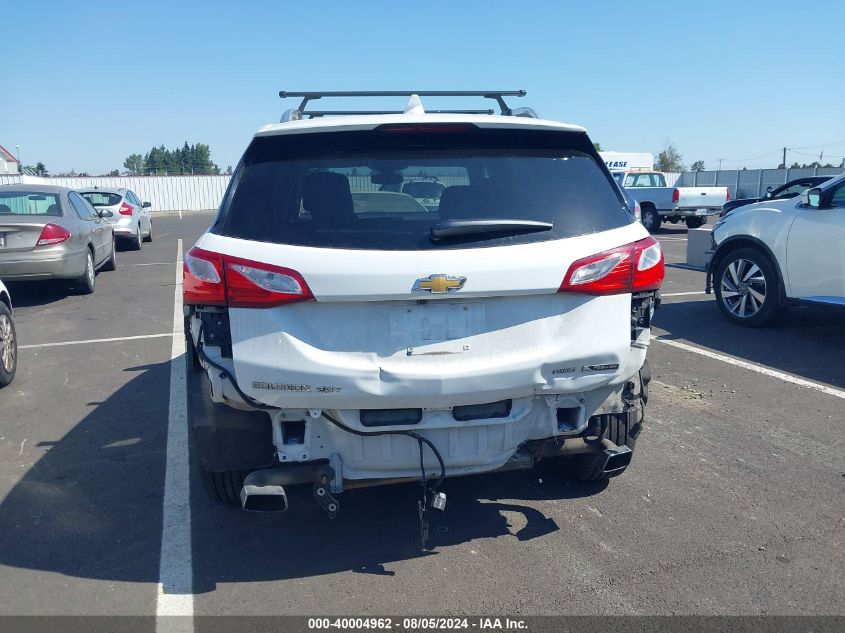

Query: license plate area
389;302;485;355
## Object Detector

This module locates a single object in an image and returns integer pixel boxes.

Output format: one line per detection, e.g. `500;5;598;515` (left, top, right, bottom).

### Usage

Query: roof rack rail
279;90;528;121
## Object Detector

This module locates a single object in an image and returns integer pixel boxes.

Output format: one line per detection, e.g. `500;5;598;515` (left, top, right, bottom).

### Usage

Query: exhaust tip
240;484;289;512
602;445;633;476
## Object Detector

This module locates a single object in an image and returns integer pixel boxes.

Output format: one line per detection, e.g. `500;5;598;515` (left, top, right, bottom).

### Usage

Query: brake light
559;236;664;295
183;246;314;308
672;188;680;203
726;189;731;201
375;123;477;134
119;202;133;215
36;223;71;246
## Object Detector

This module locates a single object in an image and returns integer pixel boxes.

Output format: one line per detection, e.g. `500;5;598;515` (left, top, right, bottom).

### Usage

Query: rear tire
570;361;649;481
131;224;142;250
76;251;96;295
102;237;117;271
0;303;17;388
641;205;660;233
685;217;705;229
200;468;247;505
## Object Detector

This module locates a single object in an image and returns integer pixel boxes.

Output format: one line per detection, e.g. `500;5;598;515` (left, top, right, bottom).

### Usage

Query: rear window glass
623;173;666;188
214;128;631;250
0;191;62;216
80;192;122;207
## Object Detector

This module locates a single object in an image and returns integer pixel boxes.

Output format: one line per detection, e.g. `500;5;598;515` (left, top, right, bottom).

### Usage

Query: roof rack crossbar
279;90;526;118
301;108;495;118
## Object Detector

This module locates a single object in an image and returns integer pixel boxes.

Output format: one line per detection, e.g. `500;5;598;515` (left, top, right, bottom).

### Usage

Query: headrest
437;185;475;219
0;204;11;214
302;172;354;224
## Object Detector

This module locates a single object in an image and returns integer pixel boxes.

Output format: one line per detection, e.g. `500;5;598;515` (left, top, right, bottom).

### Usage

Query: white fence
0;174;230;213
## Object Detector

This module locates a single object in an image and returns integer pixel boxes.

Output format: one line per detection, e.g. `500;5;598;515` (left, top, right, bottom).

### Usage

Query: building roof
0;145;18;164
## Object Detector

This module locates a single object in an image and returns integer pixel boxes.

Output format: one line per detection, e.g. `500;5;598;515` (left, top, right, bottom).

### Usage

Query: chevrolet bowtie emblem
412;274;466;294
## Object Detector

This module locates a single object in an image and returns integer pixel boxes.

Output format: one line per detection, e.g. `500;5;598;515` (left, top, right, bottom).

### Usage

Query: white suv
707;173;845;326
183;91;663;534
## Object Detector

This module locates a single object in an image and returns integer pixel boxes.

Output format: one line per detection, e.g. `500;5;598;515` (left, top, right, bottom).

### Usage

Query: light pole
14;145;21;172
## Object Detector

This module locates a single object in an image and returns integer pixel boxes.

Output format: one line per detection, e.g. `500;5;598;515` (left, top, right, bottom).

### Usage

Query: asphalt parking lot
0;214;842;620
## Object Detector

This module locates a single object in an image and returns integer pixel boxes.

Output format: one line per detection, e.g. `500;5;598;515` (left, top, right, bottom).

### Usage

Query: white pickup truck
613;170;729;232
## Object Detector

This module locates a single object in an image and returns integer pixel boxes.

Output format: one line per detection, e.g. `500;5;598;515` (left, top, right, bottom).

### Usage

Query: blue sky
2;0;844;174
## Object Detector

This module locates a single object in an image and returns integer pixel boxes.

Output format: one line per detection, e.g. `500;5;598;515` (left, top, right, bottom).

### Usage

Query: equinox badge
412;274;466;294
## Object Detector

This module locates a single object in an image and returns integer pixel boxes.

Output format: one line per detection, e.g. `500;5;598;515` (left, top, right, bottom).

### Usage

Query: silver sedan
0;184;116;294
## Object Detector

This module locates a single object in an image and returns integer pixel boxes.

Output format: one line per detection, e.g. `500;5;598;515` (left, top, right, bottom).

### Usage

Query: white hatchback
183;91;664;533
707;173;845;326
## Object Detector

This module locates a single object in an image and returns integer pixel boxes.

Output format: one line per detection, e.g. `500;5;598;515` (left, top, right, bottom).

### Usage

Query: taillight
726;189;731;201
119;202;133;216
632;236;665;291
559;237;664;295
36;223;71;246
184;247;226;306
183;246;314;308
672;188;680;203
634;201;642;222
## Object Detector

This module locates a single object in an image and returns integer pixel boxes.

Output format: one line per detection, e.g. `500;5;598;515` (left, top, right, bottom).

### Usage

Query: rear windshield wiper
430;219;553;241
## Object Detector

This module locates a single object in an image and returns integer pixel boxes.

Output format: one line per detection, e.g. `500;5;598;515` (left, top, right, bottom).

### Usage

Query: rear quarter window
215;128;631;250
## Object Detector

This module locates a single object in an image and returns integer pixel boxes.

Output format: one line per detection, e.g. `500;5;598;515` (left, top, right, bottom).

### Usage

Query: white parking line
661;291;708;297
156;238;194;632
654;337;845;400
19;333;173;349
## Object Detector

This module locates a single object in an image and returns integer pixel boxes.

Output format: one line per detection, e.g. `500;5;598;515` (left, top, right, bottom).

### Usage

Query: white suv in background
707;173;845;326
183;91;664;540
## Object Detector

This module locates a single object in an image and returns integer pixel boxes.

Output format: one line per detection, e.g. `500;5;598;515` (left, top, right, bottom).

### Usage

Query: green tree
34;161;48;176
191;143;220;174
139;142;220;175
123;153;144;175
655;142;684;172
593;142;603;152
691;160;706;172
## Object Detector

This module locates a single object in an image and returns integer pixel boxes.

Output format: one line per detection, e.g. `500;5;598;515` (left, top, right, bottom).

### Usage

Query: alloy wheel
87;253;95;286
0;314;15;374
720;258;767;318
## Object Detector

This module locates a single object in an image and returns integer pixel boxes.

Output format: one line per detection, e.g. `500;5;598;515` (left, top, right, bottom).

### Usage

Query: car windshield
215;128;630;250
80;192;122;207
0;191;61;215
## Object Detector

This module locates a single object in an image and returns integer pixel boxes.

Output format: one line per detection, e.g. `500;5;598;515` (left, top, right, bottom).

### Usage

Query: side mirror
142;201;151;208
98;209;114;218
765;185;774;196
803;188;822;208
